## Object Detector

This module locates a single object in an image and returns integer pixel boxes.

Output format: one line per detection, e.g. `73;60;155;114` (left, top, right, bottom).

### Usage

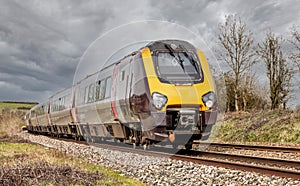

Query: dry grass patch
0;107;146;186
0;109;25;139
0;161;101;186
0;142;146;186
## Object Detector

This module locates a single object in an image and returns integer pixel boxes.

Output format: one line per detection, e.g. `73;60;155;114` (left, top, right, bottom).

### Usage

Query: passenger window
80;88;85;105
52;101;56;112
95;81;100;100
121;71;125;81
56;100;59;111
105;77;112;98
84;86;89;103
88;84;95;103
99;79;106;100
72;93;75;108
59;97;64;110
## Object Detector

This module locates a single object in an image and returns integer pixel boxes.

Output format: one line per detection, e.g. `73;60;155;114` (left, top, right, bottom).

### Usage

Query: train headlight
202;92;216;109
152;92;168;110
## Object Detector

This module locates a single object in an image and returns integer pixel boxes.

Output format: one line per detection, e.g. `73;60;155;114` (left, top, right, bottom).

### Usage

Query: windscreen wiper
179;44;199;73
164;44;185;71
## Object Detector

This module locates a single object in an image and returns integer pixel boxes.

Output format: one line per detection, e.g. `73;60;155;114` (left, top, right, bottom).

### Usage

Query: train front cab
137;41;217;145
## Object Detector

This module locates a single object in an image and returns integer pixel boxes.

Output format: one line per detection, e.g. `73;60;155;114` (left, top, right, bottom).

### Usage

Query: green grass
0;103;146;185
0;142;146;185
215;109;300;144
0;101;37;111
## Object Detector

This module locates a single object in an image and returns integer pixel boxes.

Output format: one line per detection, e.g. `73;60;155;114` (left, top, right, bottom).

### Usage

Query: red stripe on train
111;64;118;119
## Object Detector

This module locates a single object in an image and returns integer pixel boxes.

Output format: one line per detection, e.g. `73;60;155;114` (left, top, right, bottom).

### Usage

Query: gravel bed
20;133;300;186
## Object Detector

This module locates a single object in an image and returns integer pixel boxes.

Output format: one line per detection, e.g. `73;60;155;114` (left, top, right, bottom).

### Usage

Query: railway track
194;141;300;153
29;134;300;180
89;142;300;180
174;149;300;180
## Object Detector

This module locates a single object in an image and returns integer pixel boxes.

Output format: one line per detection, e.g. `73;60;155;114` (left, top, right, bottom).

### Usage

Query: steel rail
194;142;300;153
90;142;300;180
170;153;300;180
30;134;300;180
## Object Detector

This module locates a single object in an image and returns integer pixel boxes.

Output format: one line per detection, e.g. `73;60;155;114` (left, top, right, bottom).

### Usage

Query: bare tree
290;26;300;71
223;72;235;112
217;15;257;111
257;32;294;109
224;72;269;111
240;72;256;110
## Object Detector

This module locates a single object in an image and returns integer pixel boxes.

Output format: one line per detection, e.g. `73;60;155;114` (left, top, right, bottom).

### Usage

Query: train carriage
26;39;217;149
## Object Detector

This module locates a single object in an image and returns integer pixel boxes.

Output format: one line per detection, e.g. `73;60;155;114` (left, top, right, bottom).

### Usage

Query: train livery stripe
75;104;80;123
111;64;119;119
69;107;74;123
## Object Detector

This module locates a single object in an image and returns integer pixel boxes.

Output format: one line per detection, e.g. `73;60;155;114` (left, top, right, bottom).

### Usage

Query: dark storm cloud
0;0;299;105
0;0;152;101
150;0;300;45
0;0;82;101
149;0;300;107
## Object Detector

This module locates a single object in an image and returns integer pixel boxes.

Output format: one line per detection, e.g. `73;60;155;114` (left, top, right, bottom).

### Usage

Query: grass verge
215;109;300;144
0;107;146;185
0;141;145;185
0;101;37;111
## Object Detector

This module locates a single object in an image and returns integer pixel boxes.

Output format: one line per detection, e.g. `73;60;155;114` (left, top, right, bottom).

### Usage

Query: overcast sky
0;0;299;107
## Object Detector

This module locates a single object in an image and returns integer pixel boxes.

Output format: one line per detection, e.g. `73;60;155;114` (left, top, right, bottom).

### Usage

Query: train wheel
172;144;179;149
86;137;91;143
184;143;192;150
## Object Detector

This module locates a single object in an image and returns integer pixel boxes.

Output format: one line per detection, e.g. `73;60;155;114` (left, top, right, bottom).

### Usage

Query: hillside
0;101;38;141
0;108;30;142
214;109;300;144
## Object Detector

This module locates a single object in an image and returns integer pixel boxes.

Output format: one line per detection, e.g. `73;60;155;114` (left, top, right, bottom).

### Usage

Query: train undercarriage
27;108;217;150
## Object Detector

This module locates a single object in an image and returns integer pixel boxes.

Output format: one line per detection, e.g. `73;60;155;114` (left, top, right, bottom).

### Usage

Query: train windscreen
154;51;203;84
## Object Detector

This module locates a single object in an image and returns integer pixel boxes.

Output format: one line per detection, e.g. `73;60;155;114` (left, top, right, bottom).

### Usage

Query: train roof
43;39;196;104
146;40;197;51
78;40;196;82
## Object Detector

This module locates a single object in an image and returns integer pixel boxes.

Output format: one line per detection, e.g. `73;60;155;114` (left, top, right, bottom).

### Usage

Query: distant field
0;101;38;111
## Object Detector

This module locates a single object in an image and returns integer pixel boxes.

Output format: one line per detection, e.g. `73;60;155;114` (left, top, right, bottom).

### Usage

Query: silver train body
25;40;217;148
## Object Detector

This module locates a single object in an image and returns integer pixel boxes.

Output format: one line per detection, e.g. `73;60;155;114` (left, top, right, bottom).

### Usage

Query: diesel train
25;40;217;149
